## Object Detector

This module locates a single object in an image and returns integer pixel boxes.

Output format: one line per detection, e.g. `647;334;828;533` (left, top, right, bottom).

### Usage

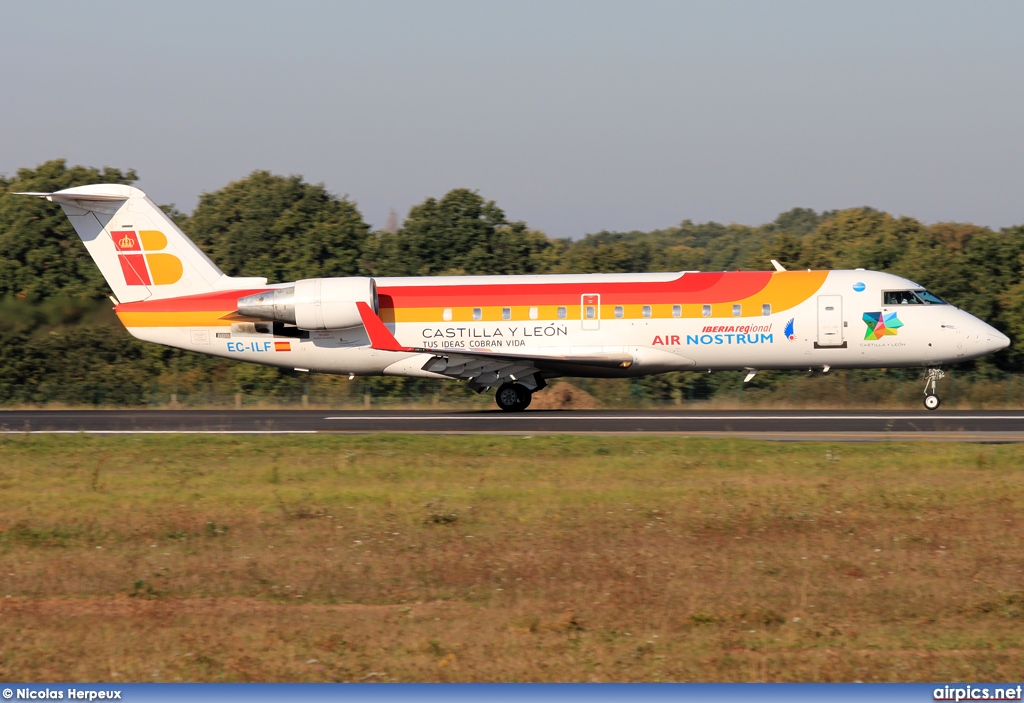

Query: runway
3;409;1024;441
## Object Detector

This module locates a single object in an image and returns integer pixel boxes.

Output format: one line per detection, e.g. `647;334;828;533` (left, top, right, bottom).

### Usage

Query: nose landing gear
495;383;532;412
923;368;945;410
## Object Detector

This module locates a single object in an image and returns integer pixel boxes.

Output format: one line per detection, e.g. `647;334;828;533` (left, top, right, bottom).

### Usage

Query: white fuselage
125;269;1008;380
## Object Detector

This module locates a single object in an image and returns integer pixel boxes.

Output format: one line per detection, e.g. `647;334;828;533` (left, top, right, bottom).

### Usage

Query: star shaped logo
863;311;904;340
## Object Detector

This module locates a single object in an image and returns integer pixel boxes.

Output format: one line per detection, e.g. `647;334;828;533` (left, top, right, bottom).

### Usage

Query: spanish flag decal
274;341;291;352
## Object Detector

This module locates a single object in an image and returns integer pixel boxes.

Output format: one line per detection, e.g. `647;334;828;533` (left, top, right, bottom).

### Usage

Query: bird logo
784;318;796;341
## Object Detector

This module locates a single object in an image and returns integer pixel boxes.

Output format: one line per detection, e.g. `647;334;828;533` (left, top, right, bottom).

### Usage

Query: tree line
2;159;1023;407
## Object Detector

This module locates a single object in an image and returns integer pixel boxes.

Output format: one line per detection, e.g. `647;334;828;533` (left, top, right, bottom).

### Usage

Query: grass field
0;434;1022;682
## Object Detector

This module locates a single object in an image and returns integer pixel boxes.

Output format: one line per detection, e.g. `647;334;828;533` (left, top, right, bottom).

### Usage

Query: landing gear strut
495;383;532;412
923;368;944;410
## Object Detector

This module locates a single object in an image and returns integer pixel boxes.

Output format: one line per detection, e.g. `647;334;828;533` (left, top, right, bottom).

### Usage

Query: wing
418;348;638;388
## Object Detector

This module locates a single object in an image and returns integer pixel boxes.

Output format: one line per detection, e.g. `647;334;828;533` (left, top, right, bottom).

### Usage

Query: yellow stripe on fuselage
382;305;578;324
116;271;829;328
382;272;828;324
116;311;234;327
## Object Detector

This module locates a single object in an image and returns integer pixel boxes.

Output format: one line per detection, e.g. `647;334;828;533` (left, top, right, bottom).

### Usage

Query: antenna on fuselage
770;260;786;272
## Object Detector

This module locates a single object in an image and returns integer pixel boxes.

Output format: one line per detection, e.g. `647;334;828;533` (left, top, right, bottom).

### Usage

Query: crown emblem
118;234;136;249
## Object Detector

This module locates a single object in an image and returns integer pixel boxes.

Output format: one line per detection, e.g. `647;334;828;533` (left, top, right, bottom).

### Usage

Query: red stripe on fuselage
376;271;771;309
115;288;272;313
112;271;777;315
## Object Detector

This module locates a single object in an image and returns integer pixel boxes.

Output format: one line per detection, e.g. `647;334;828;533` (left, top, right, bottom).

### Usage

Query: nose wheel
495;383;532;412
922;368;944;411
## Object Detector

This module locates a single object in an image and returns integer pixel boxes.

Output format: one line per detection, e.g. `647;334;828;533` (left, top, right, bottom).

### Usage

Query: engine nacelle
237;277;378;330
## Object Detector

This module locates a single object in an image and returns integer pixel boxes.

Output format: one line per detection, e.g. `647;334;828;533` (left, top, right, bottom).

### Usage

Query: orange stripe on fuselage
115;288;272;312
375;271;830;311
375;271;765;308
114;288;271;327
113;272;829;328
117;311;236;327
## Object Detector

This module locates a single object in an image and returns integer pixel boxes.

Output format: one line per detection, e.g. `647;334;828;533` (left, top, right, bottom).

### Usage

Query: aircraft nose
986;329;1011;352
974;318;1010;353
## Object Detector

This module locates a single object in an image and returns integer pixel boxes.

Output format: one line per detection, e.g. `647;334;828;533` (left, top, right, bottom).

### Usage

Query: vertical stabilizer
17;185;267;302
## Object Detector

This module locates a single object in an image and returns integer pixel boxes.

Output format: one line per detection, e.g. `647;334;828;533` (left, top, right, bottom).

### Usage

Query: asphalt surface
3;409;1024;441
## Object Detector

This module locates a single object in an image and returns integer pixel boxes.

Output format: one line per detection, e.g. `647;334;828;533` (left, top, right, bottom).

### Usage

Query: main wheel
923;394;941;410
495;383;530;412
521;391;533;410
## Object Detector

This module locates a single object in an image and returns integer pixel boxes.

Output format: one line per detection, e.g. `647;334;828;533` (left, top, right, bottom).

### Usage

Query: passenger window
529;307;539;320
557;306;567;319
672;304;681;318
443;308;453;321
473;307;483;321
614;305;624;319
502;307;511;320
732;304;742;317
585;305;596;319
702;304;711;317
642;305;652;318
762;304;771;316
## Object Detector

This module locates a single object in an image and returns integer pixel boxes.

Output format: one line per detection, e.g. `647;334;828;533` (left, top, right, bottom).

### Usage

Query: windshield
883;289;948;305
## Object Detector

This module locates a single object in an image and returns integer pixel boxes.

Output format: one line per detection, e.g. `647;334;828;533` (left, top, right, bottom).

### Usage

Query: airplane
17;184;1010;412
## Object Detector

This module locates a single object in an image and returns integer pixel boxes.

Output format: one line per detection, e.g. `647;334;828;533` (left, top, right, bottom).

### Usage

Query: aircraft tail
16;184;267;303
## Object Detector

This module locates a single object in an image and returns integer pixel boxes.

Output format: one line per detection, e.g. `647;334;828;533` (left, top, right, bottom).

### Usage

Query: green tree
553;234;656;273
763;207;826;238
747;232;807;270
801;208;920;270
0;159;138;301
562;220;773;274
187;171;371;282
364;189;552;276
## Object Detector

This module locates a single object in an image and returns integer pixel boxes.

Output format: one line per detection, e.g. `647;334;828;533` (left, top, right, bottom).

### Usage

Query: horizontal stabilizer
15;191;131;215
15;192;129;202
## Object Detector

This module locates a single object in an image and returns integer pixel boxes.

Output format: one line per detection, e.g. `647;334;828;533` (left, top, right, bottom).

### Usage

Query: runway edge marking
322;414;1024;421
0;430;319;435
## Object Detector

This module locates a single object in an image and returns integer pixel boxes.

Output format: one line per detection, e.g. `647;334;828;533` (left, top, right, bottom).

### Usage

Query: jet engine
237;277;378;330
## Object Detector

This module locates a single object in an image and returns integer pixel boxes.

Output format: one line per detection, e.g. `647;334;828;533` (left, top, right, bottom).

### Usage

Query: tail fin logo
110;230;183;286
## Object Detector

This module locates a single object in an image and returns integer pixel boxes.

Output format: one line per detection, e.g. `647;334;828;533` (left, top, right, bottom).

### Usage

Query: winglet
356;301;413;352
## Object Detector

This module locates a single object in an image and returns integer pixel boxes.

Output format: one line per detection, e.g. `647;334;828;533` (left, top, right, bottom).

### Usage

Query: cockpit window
883;289;948;305
884;290;919;305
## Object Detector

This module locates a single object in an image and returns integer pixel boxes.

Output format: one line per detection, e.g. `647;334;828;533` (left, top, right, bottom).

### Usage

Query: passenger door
816;295;845;347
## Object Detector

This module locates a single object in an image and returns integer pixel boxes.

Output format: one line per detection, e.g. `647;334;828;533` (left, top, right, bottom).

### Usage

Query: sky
2;0;1023;238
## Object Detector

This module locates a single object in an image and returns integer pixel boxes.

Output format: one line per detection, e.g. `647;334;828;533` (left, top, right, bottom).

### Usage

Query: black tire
923;394;941;410
495;383;530;412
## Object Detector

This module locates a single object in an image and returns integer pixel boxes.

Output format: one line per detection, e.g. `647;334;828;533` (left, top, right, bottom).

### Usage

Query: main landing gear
495;383;533;412
923;368;945;410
